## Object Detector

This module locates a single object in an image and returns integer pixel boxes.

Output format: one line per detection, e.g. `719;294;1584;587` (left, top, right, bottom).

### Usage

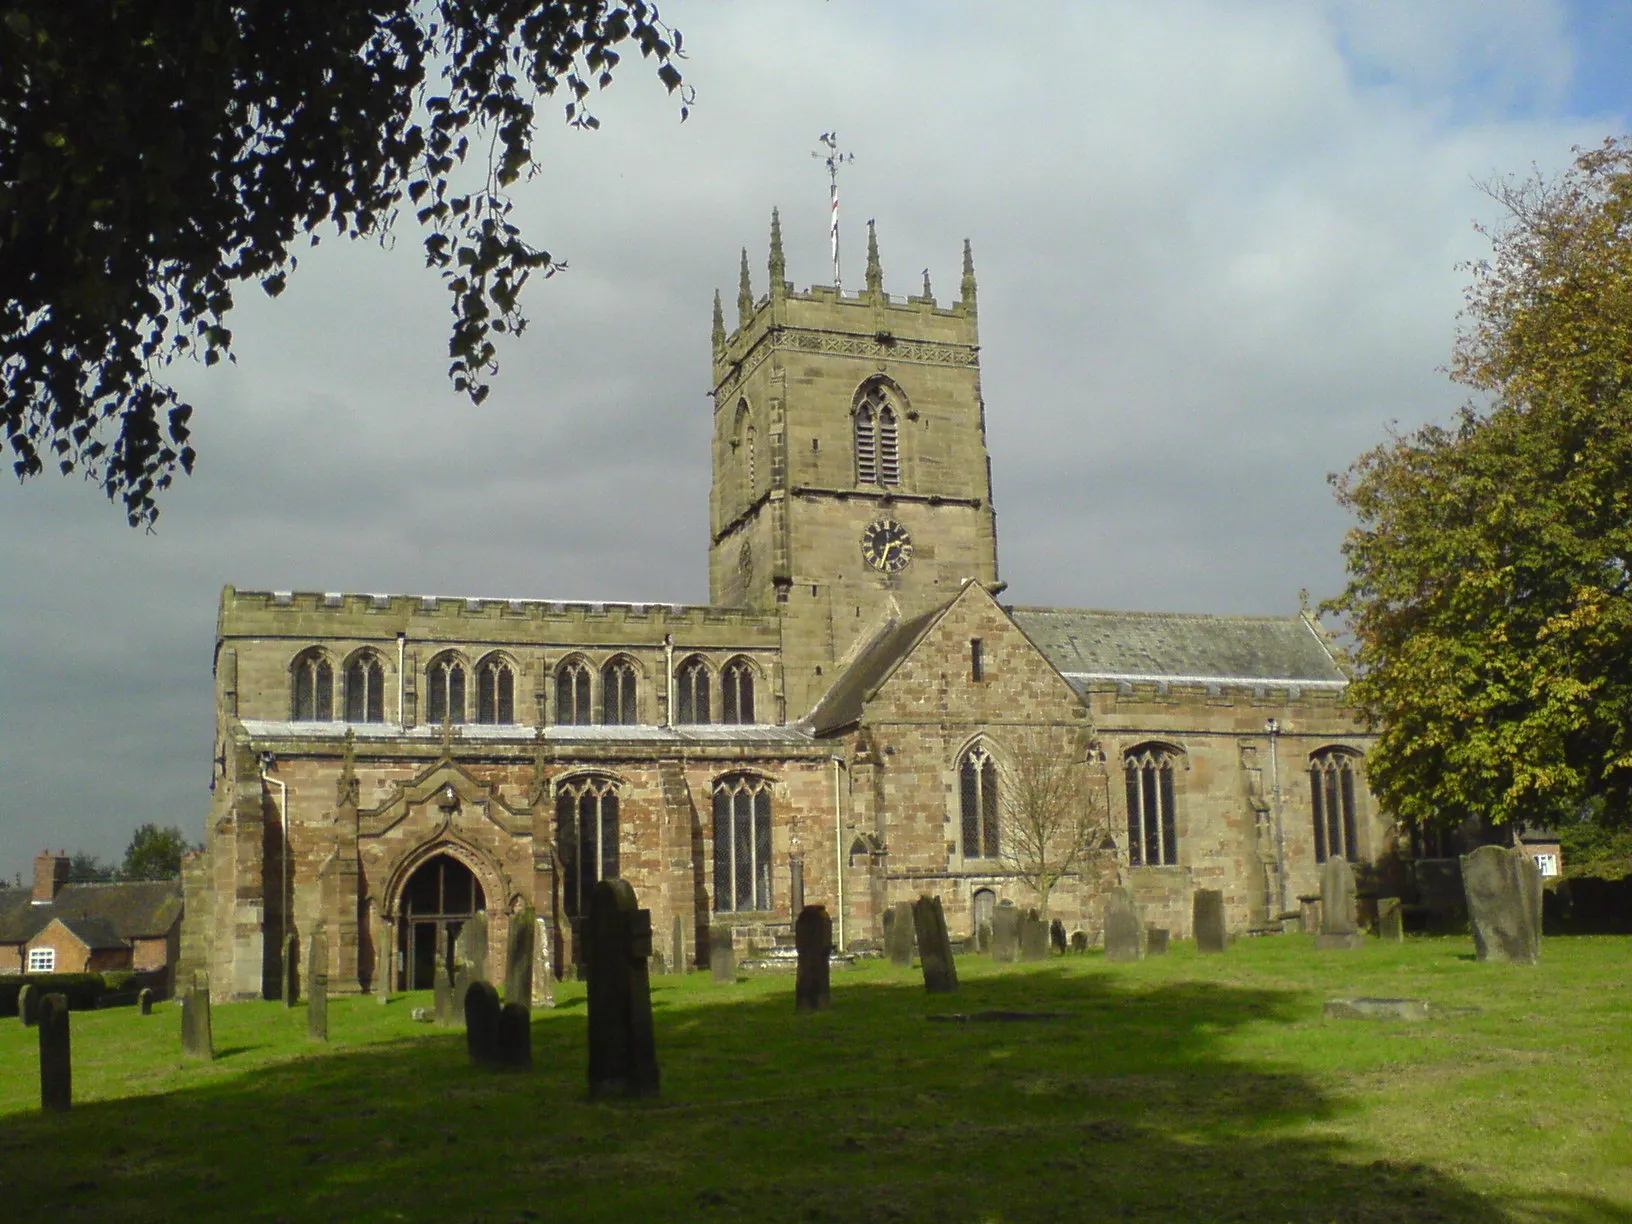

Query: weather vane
811;132;854;290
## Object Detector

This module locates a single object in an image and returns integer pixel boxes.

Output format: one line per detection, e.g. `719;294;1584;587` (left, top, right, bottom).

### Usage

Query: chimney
33;851;70;904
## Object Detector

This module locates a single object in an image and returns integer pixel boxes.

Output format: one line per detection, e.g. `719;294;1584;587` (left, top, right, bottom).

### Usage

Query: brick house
184;221;1386;1001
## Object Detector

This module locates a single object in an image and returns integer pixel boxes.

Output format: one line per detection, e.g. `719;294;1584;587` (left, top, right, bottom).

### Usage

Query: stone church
183;216;1384;1000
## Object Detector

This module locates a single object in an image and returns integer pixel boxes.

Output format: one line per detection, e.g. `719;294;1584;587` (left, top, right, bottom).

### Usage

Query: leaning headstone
585;879;660;1099
1049;918;1068;956
911;895;958;995
991;902;1021;963
531;917;556;1009
671;914;685;975
886;901;916;967
1377;897;1404;943
1103;887;1146;963
1462;844;1542;965
306;927;329;1040
138;987;153;1015
18;983;38;1027
180;977;214;1060
497;1001;532;1070
1193;890;1226;954
1018;911;1050;962
1316;857;1367;950
38;993;70;1112
1069;929;1089;954
464;980;501;1068
795;905;833;1013
709;925;736;984
1145;925;1170;956
505;905;536;1005
433;964;457;1026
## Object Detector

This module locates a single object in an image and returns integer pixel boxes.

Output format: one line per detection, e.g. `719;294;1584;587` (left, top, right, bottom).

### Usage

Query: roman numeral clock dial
861;518;913;573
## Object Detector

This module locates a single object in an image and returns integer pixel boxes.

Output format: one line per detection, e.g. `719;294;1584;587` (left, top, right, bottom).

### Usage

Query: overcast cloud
1;1;1626;880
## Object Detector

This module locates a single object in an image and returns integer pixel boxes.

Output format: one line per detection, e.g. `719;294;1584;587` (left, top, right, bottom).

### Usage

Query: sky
1;1;1628;883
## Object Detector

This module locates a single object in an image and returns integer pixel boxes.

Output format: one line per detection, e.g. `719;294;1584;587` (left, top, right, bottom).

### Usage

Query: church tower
709;212;999;718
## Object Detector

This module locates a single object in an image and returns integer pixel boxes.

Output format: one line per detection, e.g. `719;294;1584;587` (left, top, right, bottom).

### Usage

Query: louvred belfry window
1124;746;1180;866
854;400;878;485
855;385;900;487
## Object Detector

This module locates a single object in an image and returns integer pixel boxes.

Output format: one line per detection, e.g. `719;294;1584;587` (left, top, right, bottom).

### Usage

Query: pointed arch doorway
398;853;486;989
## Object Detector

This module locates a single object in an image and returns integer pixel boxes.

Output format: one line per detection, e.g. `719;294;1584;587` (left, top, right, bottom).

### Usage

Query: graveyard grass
3;937;1629;1223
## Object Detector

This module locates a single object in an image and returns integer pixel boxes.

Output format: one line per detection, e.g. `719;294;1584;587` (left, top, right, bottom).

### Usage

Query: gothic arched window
855;384;901;487
1124;744;1180;866
556;775;620;918
291;649;333;721
720;657;756;724
1310;749;1362;863
854;398;877;485
713;773;773;912
426;654;468;725
602;657;638;725
555;658;593;726
676;656;711;724
475;655;515;725
344;652;386;723
959;745;1000;858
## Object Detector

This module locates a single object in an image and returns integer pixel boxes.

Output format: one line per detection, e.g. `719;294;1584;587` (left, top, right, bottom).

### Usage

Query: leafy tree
120;823;192;881
1;1;688;524
997;730;1111;916
67;851;117;883
1328;137;1632;834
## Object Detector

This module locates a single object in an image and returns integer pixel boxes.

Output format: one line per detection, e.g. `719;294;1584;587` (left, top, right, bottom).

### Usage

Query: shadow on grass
6;966;1628;1224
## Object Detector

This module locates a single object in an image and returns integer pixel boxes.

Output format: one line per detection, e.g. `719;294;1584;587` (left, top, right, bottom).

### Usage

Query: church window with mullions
344;652;386;723
959;745;1000;858
854;385;901;487
556;776;620;919
1125;745;1180;866
713;774;773;912
1310;749;1362;863
475;656;515;725
291;649;333;721
426;654;467;725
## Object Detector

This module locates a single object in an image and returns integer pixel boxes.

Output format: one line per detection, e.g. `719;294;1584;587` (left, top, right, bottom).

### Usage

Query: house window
959;745;1000;859
344;653;386;723
426;655;467;725
676;656;711;724
1125;745;1180;866
556;776;620;919
475;657;515;725
713;774;773;912
27;947;55;973
1310;749;1361;863
555;659;593;725
602;657;638;725
720;658;756;724
854;384;902;487
291;650;333;721
1533;852;1559;878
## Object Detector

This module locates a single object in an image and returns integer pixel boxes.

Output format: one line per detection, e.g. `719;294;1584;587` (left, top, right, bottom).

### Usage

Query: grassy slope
1;936;1629;1224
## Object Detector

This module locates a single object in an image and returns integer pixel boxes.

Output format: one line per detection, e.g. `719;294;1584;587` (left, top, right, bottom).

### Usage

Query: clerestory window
426;655;467;725
344;653;386;723
602;657;638;725
676;656;711;724
720;658;756;724
555;659;593;726
476;656;515;725
291;649;334;721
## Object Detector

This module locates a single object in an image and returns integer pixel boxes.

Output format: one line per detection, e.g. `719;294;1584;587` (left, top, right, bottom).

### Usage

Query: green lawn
2;936;1629;1223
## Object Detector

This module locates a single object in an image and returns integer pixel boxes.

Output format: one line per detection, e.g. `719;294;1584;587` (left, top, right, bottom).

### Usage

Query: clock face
861;518;914;573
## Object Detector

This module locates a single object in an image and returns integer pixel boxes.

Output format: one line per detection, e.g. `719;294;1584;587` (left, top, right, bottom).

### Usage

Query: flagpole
812;133;854;291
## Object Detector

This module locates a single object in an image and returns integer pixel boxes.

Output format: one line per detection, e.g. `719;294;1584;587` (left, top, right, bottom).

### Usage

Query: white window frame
27;947;55;973
1532;852;1559;878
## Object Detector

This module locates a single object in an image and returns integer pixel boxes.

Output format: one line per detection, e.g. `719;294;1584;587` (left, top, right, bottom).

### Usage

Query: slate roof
1008;608;1348;690
0;880;183;946
51;916;128;951
805;601;951;735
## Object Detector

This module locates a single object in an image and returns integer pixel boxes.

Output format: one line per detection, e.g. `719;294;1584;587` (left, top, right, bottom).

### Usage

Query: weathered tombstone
1297;895;1322;935
180;977;214;1060
1018;911;1050;962
885;900;916;967
454;912;489;979
433;964;456;1026
1462;845;1542;965
976;921;993;954
794;905;833;1013
911;895;958;995
1193;889;1226;954
585;879;660;1099
505;905;536;1005
991;902;1021;963
282;933;299;1007
497;1001;532;1070
138;987;153;1015
1377;897;1404;943
453;964;475;1023
464;980;501;1067
306;927;329;1040
18;983;38;1027
1103;887;1146;963
670;915;685;975
532;917;556;1009
1316;857;1367;950
1145;925;1170;956
1069;929;1089;953
1049;918;1068;956
790;858;805;915
38;993;70;1112
709;925;736;984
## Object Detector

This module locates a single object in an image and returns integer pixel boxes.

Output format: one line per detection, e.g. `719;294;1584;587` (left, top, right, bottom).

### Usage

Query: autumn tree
1327;137;1632;834
1;1;688;525
997;730;1112;916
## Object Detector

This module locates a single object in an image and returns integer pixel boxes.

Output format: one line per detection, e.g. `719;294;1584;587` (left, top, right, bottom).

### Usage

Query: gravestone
671;915;685;975
1018;911;1050;962
976;921;992;954
1316;857;1367;950
585;878;660;1099
453;965;475;1023
911;895;958;995
1324;997;1431;1022
433;965;457;1026
1193;890;1226;954
790;858;805;915
532;917;556;1008
991;902;1021;963
1377;897;1404;943
1049;918;1068;956
795;905;833;1013
138;987;153;1015
886;901;916;967
306;927;329;1040
1462;845;1542;965
180;977;213;1059
18;983;38;1027
709;925;736;984
283;933;299;1007
1103;887;1146;963
455;912;489;980
1069;930;1089;953
498;1001;532;1070
1145;925;1170;956
505;905;536;1005
38;993;70;1112
464;980;501;1067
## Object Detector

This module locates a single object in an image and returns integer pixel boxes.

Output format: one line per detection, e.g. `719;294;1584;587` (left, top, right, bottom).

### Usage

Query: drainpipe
260;762;290;996
833;756;845;951
1266;719;1287;915
663;634;675;728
